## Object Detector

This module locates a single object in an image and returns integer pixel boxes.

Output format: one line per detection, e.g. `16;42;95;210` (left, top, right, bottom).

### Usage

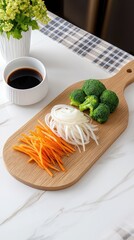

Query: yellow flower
0;0;50;39
0;9;5;20
2;22;13;32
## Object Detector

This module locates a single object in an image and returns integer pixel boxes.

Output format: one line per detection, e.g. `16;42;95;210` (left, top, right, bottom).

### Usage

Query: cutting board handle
104;60;134;94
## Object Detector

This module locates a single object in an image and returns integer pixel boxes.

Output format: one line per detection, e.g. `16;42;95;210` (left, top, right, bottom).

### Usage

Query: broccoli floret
92;103;110;123
82;79;106;97
100;90;119;113
79;95;99;116
69;89;86;107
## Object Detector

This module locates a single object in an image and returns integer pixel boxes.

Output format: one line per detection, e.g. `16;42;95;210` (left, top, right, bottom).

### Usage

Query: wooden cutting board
3;61;134;190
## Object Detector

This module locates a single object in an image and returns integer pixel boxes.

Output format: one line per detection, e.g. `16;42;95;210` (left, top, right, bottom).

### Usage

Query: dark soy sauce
7;68;43;89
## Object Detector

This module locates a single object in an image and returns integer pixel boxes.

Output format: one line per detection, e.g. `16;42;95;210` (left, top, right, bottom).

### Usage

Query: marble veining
0;191;45;226
1;169;134;238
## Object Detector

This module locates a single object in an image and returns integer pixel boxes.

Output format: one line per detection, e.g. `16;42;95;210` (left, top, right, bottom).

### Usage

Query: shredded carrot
13;120;75;177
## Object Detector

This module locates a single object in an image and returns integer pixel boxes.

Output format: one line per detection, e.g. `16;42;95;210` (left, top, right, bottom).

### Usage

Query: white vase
0;29;31;63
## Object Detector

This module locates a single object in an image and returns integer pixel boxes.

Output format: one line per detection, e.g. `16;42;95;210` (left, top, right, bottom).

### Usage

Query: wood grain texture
3;61;134;190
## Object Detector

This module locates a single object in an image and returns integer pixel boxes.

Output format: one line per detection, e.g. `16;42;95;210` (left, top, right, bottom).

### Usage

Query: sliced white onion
44;104;99;152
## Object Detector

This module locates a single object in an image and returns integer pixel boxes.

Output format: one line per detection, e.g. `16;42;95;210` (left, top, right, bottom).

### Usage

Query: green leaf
12;29;22;39
29;20;39;30
6;32;11;39
20;23;28;31
16;13;26;23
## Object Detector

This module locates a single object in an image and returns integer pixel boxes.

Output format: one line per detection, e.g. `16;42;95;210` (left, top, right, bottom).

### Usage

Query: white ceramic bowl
2;56;48;105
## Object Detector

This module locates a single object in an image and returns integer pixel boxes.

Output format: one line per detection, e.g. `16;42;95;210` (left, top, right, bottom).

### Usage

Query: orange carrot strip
13;119;76;177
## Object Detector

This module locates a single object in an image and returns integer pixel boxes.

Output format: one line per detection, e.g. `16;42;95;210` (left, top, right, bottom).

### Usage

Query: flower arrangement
0;0;50;39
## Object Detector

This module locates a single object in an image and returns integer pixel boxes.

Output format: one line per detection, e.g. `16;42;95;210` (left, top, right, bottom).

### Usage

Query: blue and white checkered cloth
101;215;134;240
102;228;134;240
40;12;133;74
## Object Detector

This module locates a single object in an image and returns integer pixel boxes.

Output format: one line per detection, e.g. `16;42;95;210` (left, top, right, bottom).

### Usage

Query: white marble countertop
0;29;134;240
